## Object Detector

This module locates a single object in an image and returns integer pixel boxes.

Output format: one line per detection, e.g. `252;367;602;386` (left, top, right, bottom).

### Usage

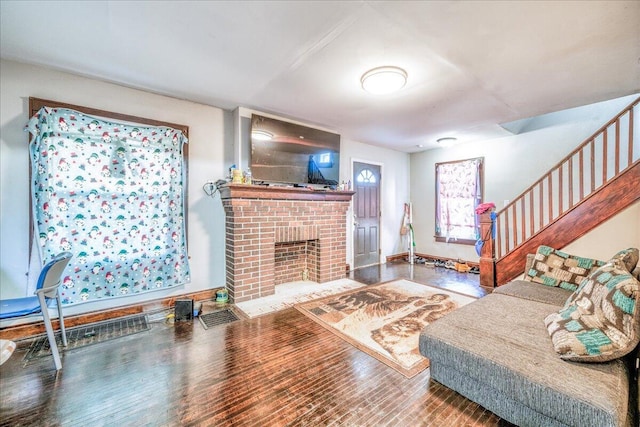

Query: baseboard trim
0;289;218;341
386;252;479;267
386;252;408;262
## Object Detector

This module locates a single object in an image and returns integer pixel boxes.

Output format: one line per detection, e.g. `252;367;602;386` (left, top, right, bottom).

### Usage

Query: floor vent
198;309;239;329
24;314;149;362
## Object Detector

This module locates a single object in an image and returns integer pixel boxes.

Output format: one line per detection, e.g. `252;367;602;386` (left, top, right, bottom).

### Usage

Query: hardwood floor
0;262;507;426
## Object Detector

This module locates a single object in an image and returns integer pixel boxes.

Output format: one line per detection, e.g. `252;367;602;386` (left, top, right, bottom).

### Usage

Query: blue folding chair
0;252;72;370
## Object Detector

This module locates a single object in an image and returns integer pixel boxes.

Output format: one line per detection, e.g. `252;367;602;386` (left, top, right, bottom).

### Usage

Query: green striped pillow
525;245;605;292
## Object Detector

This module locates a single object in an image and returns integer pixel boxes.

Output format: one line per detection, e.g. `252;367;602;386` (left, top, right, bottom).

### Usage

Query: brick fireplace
220;184;354;303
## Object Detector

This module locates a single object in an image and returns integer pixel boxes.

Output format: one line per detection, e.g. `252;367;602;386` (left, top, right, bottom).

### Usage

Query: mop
402;203;416;265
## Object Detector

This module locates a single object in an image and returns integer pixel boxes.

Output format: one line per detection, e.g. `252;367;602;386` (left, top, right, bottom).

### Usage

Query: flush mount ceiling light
361;66;407;95
251;130;273;141
436;137;458;147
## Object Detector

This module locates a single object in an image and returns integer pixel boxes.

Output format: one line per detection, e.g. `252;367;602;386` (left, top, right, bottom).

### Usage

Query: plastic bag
475;239;484;257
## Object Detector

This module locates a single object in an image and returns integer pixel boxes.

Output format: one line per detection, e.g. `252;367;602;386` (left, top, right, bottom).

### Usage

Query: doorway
353;162;381;269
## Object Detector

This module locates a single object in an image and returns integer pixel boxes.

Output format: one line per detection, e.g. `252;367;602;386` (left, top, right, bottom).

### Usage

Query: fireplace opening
274;239;319;285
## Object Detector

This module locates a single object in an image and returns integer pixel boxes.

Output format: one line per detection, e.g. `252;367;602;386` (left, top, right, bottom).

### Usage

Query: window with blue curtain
26;106;191;304
435;157;483;244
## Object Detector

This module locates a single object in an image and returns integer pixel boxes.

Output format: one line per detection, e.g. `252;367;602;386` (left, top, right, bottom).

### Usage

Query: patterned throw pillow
544;260;640;362
524;245;605;292
609;248;639;273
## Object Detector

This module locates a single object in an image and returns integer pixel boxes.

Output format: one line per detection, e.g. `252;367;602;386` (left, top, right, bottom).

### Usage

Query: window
317;152;333;167
26;98;190;304
435;157;483;244
356;168;377;184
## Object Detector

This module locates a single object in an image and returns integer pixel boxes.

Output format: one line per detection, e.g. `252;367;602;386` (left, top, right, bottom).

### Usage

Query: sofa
419;247;640;427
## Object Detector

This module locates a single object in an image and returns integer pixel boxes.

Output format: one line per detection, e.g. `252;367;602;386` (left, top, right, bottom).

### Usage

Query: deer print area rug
295;279;476;378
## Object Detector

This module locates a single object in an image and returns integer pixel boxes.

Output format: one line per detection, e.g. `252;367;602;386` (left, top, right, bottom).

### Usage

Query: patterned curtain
435;158;482;241
26;107;190;304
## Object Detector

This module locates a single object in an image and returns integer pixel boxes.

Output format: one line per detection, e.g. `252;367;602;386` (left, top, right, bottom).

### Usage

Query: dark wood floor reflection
0;262;504;426
349;260;490;298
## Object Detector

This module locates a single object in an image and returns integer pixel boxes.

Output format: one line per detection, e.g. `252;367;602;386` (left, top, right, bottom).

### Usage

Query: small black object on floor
199;309;239;330
24;314;150;362
174;298;194;321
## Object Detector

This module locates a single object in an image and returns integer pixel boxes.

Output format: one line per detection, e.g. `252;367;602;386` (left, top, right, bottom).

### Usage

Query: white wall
0;59;231;317
0;59;411;320
409;95;640;262
563;201;640;261
4;58;630;320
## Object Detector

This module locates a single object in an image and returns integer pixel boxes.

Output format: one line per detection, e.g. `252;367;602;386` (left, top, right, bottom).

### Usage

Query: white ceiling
1;1;639;152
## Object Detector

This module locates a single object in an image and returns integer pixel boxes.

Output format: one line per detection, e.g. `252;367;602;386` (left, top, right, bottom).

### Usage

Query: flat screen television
250;114;340;186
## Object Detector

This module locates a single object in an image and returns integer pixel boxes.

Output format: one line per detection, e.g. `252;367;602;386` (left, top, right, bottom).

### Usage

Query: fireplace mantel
219;183;354;201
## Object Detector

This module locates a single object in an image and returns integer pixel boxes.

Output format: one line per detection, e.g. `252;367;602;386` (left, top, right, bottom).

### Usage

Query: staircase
481;97;640;286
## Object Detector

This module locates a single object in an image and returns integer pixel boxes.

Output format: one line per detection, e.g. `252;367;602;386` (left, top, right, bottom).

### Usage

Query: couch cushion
494;279;572;307
420;293;630;427
544;260;640;362
609;248;639;273
421;294;630;426
524;245;605;292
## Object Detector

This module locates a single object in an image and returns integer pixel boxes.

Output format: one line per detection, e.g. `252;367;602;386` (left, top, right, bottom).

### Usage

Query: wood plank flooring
0;262;508;426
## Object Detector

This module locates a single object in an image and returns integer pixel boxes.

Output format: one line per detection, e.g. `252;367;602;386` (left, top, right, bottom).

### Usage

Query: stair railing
494;97;640;261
